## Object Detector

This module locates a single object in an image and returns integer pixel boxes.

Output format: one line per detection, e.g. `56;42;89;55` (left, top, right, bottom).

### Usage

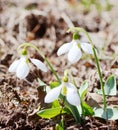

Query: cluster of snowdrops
8;27;117;128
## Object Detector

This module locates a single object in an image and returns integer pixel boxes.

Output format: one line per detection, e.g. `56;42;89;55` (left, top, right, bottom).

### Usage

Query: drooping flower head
8;48;47;79
45;71;80;106
57;33;93;64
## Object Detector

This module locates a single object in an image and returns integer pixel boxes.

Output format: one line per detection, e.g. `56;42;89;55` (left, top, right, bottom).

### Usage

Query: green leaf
37;78;47;87
50;81;60;89
56;124;64;130
52;100;60;108
95;75;116;96
94;107;118;120
56;118;64;130
79;81;88;99
37;107;66;119
37;78;51;94
82;102;94;116
104;75;116;95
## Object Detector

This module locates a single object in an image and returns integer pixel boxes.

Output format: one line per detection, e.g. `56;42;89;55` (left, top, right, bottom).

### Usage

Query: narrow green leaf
82;102;94;116
94;107;118;120
37;107;66;119
52;100;60;108
79;81;88;99
56;124;64;130
104;75;116;95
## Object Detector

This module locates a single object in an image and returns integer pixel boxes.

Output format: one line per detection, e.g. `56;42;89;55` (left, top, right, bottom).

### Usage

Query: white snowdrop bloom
57;40;93;63
9;56;47;79
45;79;80;106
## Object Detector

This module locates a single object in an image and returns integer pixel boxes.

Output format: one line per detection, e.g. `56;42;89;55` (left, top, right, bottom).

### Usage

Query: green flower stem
60;95;81;123
68;27;107;118
66;100;81;123
18;43;81;123
44;57;61;84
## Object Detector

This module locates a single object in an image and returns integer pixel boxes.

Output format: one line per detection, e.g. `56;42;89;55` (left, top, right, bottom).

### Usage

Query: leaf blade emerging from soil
79;81;88;99
94;107;118;120
37;107;67;119
104;75;116;96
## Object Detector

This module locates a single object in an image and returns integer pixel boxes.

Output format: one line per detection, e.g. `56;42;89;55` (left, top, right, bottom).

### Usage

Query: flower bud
22;49;27;56
73;33;79;40
62;76;68;82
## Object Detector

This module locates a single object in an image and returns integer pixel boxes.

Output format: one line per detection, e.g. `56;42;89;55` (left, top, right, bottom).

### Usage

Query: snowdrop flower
45;76;80;106
57;33;93;63
8;49;47;79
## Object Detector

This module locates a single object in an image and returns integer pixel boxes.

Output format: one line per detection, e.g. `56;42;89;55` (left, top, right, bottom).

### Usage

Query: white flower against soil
45;79;80;106
57;40;93;64
8;56;47;79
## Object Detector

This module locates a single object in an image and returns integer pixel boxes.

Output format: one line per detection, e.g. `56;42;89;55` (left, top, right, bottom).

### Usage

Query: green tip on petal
77;43;81;48
26;58;29;64
61;86;67;96
22;49;27;56
73;33;79;40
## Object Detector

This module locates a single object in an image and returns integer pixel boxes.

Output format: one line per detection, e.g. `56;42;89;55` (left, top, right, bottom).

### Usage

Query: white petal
30;58;47;72
16;58;30;79
81;42;93;54
8;59;20;72
68;44;82;63
66;83;80;106
44;86;62;103
57;42;72;56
